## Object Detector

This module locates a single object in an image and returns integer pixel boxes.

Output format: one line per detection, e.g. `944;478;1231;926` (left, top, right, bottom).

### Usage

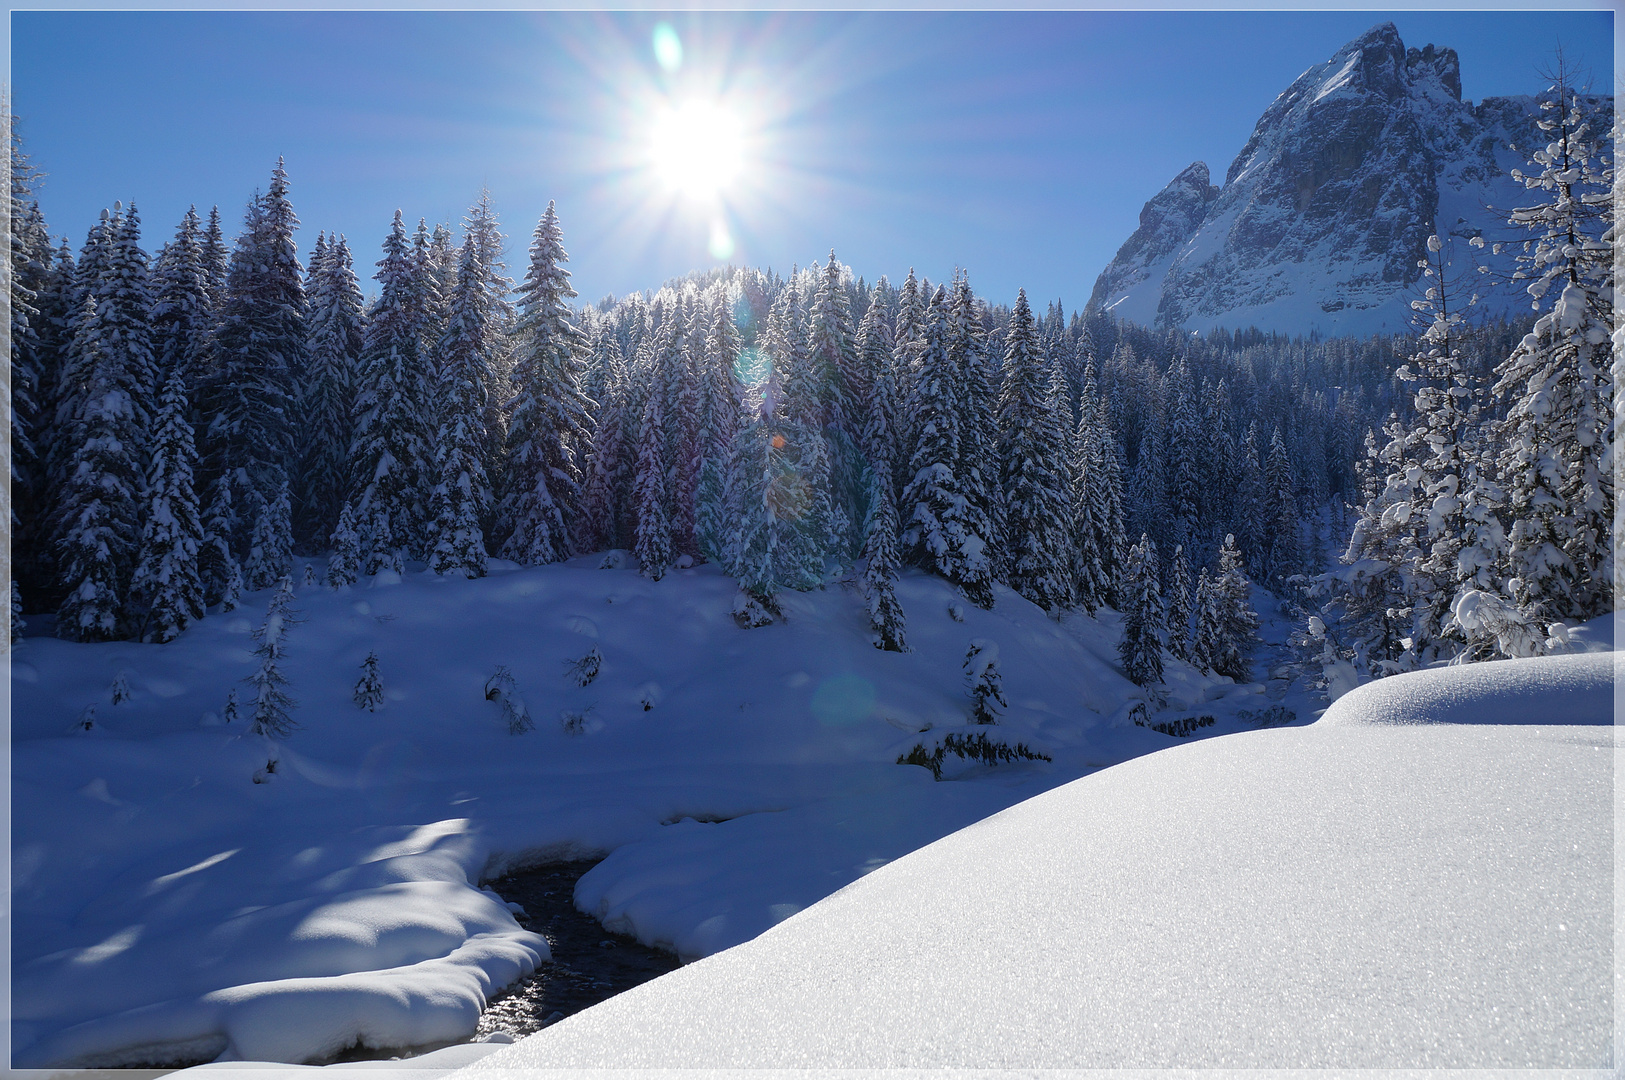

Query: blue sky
11;8;1615;309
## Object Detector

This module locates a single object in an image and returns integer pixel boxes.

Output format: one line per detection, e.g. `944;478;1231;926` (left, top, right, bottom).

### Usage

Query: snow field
459;652;1615;1069
11;556;1272;1068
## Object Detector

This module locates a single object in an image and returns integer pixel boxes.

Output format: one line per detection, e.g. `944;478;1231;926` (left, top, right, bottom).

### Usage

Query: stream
472;859;682;1039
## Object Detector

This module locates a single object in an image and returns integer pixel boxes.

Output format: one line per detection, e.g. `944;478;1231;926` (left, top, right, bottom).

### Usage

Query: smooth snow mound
1316;651;1614;728
457;722;1611;1068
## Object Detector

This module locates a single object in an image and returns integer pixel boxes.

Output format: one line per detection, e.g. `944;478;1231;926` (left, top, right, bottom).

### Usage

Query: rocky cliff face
1087;23;1605;338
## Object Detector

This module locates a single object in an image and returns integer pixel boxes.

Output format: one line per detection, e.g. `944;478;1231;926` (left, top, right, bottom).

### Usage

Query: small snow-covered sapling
252;757;279;784
964;639;1007;725
73;705;96;733
301;562;318;588
110;670;132;705
354;651;384;711
223;688;240;725
485;666;532;734
560;708;591;734
565;647;602;687
947;602;965;623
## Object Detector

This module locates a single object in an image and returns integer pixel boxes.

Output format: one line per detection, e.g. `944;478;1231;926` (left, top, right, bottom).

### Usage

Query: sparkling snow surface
460;651;1614;1070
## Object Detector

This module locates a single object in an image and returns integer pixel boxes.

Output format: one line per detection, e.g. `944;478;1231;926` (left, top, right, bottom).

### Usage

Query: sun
649;97;746;202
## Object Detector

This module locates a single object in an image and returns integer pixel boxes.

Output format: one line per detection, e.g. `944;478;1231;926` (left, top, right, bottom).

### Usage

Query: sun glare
650;98;746;202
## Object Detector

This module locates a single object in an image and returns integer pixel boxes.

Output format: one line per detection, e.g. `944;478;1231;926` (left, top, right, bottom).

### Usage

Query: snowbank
1316;650;1613;728
456;653;1613;1069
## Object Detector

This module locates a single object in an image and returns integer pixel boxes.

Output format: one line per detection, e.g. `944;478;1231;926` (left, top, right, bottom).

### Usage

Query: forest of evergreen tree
6;80;1612;690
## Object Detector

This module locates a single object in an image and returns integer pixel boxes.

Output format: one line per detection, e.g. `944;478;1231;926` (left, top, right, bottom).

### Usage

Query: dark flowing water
473;859;682;1039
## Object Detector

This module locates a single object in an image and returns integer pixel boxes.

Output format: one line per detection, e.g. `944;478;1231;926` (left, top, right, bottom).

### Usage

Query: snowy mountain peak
1087;23;1607;338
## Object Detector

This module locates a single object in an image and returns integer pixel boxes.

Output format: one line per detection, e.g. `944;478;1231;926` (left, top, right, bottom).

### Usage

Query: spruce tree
901;287;993;608
55;205;154;641
244;481;293;590
964;639;1006;724
428;231;496;579
354;651;383;712
351;211;435;570
130;368;205;643
996;289;1073;611
1166;355;1202;551
694;287;743;562
580;335;632;553
1205;533;1259;681
246;576;299;737
1491;71;1614;623
326;500;362;588
203;161;305;528
1165;543;1193;663
1069;361;1109;613
861;471;907;651
633;384;672;580
199;475;240;607
948;273;1001;593
297;232;365;549
149;207;214;403
499;202;592;564
1117;535;1164;687
1260;426;1301;583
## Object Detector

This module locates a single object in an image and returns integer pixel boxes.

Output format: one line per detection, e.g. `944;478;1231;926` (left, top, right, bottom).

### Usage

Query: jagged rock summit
1087;22;1605;338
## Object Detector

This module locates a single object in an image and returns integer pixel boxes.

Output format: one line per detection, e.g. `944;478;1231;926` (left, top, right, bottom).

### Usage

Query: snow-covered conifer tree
354;651;383;712
1491;70;1614;624
1203;534;1259;681
862;471;907;652
148;206;214;401
351;211;435;570
632;386;672;580
203;161;305;524
1069;361;1108;613
198;476;239;607
428;230;496;579
996;289;1073;611
1117;535;1164;687
1259;426;1301;583
297;232;365;548
55;283;147;641
326;501;361;588
901;287;994;608
498;202;592;564
1166;355;1202;552
580;335;632;553
246;576;299;737
1165;543;1193;662
694;287;743;562
948;273;1001;590
244;481;293;590
130;367;205;643
964;639;1006;724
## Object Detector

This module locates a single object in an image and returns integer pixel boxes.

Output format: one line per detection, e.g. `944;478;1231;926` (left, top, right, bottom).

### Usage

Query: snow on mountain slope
1087;22;1612;338
10;557;1270;1068
455;651;1615;1070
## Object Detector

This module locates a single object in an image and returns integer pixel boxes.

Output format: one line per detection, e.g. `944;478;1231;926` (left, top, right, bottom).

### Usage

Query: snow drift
459;650;1614;1070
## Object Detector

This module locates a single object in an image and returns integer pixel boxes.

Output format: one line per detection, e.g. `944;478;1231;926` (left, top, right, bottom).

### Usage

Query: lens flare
652;23;683;73
708;217;735;260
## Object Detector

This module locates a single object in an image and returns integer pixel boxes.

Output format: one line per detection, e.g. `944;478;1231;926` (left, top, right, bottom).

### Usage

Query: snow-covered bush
963;639;1006;725
565;647;602;687
484;665;532;734
897;731;1050;781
